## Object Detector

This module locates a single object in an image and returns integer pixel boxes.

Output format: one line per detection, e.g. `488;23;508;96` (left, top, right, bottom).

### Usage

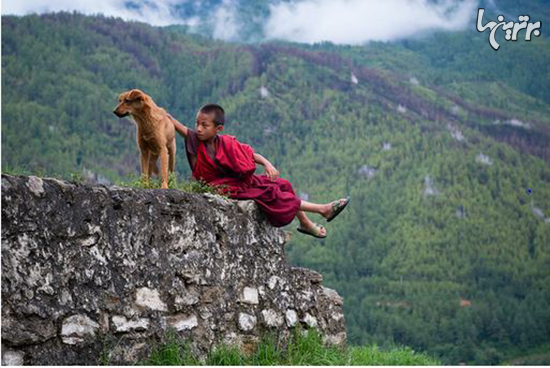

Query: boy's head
195;103;224;141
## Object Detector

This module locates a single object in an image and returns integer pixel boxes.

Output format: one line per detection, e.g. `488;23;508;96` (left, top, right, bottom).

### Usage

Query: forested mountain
2;12;550;365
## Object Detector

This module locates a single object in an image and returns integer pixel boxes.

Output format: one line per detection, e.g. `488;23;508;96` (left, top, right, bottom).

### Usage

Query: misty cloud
2;0;187;26
211;0;241;41
263;0;479;44
2;0;480;44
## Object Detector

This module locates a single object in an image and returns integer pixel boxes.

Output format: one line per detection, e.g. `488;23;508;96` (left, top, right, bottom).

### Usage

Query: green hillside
2;13;550;365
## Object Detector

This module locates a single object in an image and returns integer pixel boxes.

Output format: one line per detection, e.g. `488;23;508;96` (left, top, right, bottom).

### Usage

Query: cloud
263;0;480;44
2;0;480;44
211;0;241;41
1;0;187;26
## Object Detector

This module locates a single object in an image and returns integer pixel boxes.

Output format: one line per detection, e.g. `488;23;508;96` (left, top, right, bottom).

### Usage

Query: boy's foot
323;196;351;222
297;222;327;238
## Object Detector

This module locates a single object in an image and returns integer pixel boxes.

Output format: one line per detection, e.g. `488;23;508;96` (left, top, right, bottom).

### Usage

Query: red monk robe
184;128;302;227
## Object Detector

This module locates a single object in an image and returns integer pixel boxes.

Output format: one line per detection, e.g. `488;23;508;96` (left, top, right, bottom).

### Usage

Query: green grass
114;172;231;198
1;168;230;198
1;163;87;183
2;166;85;185
136;325;441;366
1;164;47;178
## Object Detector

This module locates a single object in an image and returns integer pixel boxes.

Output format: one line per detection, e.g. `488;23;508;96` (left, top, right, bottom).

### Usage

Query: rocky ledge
1;174;346;365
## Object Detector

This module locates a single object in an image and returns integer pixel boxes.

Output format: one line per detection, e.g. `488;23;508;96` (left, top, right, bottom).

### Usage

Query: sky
1;0;481;44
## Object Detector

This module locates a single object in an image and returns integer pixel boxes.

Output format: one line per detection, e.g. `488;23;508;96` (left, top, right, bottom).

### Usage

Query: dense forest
2;11;550;365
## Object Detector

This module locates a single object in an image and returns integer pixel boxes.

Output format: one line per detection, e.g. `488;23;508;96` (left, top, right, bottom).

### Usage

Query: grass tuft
114;172;231;198
138;329;202;366
136;324;441;366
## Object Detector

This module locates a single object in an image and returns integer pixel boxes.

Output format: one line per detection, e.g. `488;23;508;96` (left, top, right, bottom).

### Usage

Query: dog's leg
168;138;176;173
140;150;150;183
149;154;159;177
159;148;169;189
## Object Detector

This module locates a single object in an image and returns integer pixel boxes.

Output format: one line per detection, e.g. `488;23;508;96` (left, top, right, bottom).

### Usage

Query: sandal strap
299;222;325;236
332;197;347;209
310;222;324;236
327;196;350;222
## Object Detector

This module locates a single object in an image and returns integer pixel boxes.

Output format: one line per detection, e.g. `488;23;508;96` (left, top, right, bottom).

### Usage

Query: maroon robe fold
184;129;301;227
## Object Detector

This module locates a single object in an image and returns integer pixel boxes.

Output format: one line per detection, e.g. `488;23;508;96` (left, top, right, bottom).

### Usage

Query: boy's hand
265;163;280;181
167;114;188;138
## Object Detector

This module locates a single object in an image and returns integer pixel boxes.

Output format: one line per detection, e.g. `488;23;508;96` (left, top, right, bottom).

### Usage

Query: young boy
168;104;350;238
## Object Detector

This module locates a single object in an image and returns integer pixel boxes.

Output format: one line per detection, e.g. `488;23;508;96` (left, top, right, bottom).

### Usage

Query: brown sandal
297;222;327;238
326;196;351;222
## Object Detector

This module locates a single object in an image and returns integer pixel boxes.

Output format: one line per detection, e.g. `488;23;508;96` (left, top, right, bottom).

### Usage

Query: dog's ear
128;89;144;102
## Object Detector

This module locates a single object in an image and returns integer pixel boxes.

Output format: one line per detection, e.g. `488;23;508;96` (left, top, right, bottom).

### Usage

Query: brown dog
113;89;176;189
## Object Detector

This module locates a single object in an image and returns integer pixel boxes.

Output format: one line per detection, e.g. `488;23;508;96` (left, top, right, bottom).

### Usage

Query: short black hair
198;103;225;126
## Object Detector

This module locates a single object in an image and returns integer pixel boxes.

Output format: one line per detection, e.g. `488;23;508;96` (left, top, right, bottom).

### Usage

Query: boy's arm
167;114;189;138
253;153;270;166
254;153;280;180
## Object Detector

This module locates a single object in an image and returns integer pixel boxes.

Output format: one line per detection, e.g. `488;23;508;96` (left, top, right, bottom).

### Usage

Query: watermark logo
476;8;542;51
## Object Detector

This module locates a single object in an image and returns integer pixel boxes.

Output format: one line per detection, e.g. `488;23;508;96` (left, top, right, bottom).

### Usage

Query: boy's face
195;112;223;141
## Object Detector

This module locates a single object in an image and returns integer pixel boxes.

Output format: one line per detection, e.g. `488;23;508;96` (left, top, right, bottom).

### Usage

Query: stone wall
1;174;346;365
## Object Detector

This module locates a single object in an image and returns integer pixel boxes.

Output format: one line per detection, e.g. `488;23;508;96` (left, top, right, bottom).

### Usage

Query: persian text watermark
476;8;542;51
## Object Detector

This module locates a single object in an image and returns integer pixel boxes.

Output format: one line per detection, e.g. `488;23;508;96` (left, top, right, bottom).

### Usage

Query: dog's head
113;89;148;118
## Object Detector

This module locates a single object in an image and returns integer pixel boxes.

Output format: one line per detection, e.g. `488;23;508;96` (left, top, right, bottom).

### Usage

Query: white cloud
263;0;479;44
2;0;480;44
1;0;187;26
211;0;241;41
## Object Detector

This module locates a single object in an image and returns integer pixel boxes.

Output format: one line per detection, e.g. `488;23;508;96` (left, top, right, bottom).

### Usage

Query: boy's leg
296;210;327;237
299;198;349;218
299;200;331;217
277;179;342;219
